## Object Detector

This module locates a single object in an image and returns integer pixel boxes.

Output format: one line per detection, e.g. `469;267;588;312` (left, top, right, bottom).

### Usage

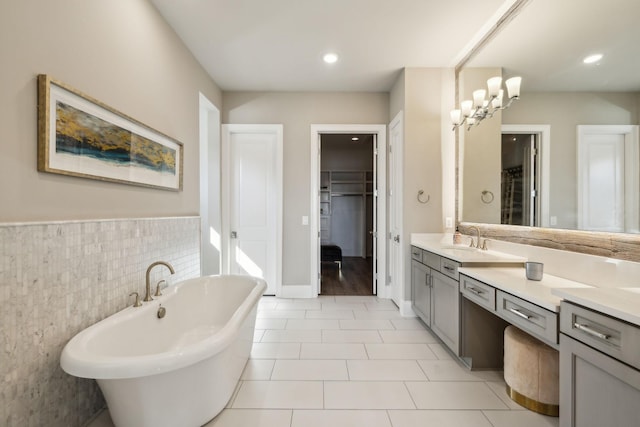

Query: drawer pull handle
443;265;455;272
413;252;420;257
508;307;532;320
468;287;484;295
574;322;610;340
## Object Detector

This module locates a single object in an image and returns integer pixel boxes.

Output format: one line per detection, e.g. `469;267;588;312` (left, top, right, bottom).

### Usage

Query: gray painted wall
222;91;389;287
0;0;222;222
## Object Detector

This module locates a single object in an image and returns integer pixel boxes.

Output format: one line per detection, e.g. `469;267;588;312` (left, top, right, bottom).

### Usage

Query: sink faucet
469;226;483;249
144;261;175;302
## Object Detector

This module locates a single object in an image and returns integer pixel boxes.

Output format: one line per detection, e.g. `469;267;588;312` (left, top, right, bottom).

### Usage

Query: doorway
501;124;550;227
319;134;374;295
310;124;387;299
501;133;539;226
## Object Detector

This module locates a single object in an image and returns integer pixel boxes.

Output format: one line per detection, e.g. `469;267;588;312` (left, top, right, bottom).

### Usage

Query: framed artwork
37;74;183;191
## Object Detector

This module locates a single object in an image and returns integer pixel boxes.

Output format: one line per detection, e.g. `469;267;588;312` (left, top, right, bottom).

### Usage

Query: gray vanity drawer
496;290;558;346
560;301;640;370
423;251;441;270
410;246;423;263
440;257;460;280
460;274;496;311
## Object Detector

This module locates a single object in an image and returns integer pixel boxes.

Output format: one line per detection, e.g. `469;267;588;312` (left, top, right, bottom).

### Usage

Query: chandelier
451;76;521;131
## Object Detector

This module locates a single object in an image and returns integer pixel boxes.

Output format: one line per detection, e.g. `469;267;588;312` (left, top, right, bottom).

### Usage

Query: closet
320;135;374;258
320;170;373;256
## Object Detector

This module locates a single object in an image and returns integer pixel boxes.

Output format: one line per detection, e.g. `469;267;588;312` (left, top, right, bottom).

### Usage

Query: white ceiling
149;0;509;92
466;0;640;92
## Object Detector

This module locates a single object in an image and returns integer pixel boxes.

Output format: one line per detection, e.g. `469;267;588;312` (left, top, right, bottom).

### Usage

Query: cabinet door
431;270;459;355
411;260;431;326
560;334;640;427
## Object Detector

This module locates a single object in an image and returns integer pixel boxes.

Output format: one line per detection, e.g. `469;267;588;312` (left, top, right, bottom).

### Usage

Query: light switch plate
302;216;309;225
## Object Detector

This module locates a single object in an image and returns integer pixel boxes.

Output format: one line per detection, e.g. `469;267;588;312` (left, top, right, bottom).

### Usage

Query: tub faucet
144;261;175;302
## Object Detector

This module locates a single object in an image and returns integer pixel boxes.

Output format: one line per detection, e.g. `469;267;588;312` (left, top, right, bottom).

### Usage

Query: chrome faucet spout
144;261;175;302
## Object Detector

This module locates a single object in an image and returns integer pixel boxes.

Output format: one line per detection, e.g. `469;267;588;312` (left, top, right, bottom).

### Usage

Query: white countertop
551;287;640;327
460;267;593;312
411;233;526;264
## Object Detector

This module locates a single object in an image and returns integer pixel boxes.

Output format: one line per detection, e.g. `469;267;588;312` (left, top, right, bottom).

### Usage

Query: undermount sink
439;244;477;251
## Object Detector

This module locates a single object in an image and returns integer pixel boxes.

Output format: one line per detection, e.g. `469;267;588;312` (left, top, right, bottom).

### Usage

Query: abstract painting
37;75;183;191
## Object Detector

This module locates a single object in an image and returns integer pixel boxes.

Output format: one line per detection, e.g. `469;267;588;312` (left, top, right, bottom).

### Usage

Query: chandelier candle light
451;76;521;131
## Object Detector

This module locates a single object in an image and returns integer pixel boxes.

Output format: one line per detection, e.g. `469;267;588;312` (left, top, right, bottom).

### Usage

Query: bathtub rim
60;274;266;379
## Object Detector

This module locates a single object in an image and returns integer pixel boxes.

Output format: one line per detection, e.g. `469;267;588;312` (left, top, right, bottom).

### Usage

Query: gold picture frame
37;75;183;191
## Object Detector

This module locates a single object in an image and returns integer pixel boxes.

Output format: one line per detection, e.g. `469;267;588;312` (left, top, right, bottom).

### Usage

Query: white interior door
577;126;626;232
388;112;403;307
223;124;282;295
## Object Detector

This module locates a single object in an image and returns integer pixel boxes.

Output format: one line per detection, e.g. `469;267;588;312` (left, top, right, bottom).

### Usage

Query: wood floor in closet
321;257;374;296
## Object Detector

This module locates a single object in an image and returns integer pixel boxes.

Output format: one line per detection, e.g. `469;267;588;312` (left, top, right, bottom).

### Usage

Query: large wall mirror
457;0;640;261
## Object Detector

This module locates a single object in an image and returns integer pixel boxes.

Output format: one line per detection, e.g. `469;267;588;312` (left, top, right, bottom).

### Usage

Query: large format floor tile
205;409;292;427
251;343;301;359
417;359;503;382
388;409;494;427
405;381;510;410
347;360;427;381
291;409;392;427
365;343;438;360
88;295;558;427
271;360;348;380
482;410;559;427
233;381;324;409
261;329;322;343
300;343;368;359
321;329;382;343
324;381;416;409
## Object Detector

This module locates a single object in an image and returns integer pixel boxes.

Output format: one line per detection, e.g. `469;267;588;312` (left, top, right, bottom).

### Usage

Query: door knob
230;231;238;239
393;235;400;243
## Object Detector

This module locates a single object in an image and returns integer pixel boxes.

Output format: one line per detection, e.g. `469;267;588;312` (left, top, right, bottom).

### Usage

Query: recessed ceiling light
351;137;359;141
583;54;603;64
323;53;339;64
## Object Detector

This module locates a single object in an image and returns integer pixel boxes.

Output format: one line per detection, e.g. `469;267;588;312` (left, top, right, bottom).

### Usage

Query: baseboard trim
279;285;313;298
399;300;416;317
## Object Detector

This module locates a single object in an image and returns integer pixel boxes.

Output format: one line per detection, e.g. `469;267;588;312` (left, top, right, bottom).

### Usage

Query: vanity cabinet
430;270;460;352
411;258;431;326
411;246;460;355
559;301;640;427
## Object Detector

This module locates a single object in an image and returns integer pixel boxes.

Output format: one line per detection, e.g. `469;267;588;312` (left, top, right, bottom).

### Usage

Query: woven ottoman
504;325;559;417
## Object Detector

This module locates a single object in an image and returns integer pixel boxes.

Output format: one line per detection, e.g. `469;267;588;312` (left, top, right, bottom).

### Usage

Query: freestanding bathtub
60;275;266;427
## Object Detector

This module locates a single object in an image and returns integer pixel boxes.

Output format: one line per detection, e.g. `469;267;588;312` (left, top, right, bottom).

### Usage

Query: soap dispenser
453;227;462;245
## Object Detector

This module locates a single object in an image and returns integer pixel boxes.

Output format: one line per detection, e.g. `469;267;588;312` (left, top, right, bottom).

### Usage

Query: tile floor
90;295;559;427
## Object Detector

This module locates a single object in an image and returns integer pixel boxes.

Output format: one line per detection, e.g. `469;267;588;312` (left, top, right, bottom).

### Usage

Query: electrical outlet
550;216;557;226
445;217;453;228
302;216;309;225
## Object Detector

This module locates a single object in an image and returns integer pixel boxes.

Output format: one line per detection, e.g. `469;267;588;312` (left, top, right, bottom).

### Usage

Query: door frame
221;124;283;296
310;124;387;298
388;112;404;310
198;93;221;276
502;124;551;227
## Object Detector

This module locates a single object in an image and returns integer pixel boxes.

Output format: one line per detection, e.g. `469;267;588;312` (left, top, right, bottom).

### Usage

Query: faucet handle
129;292;142;307
481;239;489;251
469;238;476;248
154;279;167;297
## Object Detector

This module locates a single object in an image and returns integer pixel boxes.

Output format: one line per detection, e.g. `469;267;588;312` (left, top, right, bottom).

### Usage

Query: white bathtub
61;275;266;427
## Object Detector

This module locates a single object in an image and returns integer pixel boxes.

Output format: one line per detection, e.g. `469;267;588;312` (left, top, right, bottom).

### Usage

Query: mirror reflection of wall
459;67;502;225
458;0;640;234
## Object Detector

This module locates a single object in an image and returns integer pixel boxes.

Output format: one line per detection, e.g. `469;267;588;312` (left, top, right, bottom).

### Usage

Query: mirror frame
454;0;640;263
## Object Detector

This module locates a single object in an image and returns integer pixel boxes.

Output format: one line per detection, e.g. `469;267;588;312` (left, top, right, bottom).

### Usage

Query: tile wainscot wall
0;216;201;427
